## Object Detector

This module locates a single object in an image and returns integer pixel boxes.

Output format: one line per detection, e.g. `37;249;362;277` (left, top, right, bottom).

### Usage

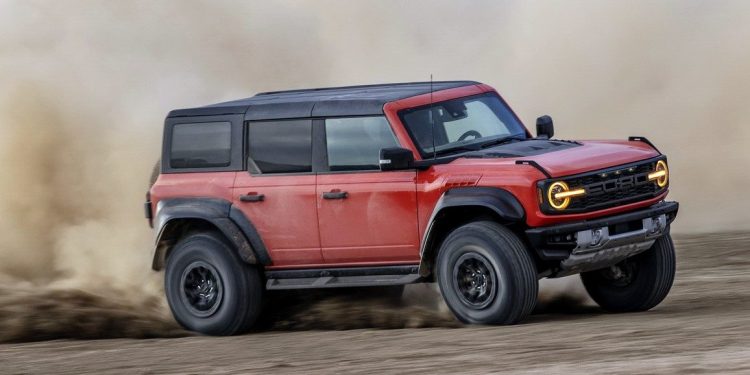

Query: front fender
418;187;526;276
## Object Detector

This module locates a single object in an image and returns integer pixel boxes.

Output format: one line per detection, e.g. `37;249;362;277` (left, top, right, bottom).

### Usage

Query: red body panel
233;173;323;266
316;171;420;264
152;83;670;270
151;172;237;210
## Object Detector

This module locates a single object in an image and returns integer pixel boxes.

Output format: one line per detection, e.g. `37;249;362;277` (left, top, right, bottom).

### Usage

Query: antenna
430;74;436;159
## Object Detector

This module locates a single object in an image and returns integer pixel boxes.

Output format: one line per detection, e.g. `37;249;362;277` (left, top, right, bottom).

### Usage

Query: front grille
542;157;666;214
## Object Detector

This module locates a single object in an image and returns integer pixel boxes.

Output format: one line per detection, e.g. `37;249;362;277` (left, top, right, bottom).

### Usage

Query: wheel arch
418;187;526;278
151;198;271;270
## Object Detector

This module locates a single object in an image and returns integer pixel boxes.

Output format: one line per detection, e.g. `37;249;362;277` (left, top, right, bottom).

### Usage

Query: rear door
233;119;323;267
315;116;420;265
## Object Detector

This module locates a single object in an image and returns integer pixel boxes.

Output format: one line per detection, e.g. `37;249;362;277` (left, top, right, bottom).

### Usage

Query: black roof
167;81;479;120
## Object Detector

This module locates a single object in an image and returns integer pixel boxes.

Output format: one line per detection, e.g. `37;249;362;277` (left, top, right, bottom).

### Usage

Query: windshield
399;93;528;158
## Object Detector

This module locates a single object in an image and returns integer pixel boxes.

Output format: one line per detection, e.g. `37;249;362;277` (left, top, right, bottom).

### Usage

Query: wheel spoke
180;261;223;316
453;252;497;308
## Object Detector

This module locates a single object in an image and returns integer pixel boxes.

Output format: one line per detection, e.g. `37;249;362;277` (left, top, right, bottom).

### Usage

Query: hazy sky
1;0;749;285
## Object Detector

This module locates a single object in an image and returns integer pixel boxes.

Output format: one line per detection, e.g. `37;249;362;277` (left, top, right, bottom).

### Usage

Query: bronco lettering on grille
585;172;650;196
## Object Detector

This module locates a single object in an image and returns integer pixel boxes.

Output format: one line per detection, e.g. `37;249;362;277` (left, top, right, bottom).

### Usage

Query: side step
265;265;422;290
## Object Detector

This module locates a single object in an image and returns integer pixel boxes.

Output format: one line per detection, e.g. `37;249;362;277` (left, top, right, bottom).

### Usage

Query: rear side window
248;120;312;173
170;122;232;169
325;117;399;171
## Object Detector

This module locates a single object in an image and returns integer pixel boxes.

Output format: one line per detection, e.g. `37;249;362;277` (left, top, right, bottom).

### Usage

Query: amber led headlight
648;160;669;188
547;181;585;210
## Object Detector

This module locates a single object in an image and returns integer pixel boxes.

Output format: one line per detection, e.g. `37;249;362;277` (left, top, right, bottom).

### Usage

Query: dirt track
1;233;748;374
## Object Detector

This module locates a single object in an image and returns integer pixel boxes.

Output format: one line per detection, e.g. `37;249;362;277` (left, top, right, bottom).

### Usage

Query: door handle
322;190;348;200
239;193;265;202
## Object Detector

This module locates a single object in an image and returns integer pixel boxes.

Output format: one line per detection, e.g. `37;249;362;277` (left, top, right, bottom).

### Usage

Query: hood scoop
466;139;581;159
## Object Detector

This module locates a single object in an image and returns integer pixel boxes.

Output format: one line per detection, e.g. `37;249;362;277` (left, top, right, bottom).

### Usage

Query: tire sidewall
165;233;260;335
581;233;676;312
436;227;518;324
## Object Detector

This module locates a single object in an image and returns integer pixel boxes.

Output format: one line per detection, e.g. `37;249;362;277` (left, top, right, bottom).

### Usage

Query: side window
248;120;312;173
170;122;231;169
325;117;399;171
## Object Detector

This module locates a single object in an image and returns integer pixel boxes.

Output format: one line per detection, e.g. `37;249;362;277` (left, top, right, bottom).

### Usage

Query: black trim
312;119;328;173
410;155;462;169
144;201;153;220
154;198;231;232
239;194;264;202
526;201;679;260
228;205;272;265
515;159;552;178
322;191;348;199
418;187;525;276
266;265;419;279
255;81;476;97
153;198;270;268
628;136;661;154
443;187;524;220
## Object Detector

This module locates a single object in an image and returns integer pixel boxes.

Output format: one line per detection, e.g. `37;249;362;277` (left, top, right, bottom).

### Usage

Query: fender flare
151;198;271;270
418;187;526;276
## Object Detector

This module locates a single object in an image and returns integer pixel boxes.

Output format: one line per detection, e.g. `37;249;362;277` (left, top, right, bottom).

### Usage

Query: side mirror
379;147;415;171
536;115;554;139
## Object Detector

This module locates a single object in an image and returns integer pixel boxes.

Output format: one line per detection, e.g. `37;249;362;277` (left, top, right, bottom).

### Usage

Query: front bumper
526;201;678;277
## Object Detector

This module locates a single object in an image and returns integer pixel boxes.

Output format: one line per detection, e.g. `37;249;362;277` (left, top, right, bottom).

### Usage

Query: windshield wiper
430;135;526;157
478;135;525;150
433;143;482;156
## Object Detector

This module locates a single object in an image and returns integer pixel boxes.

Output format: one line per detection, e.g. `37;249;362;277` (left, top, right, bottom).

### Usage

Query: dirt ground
0;232;748;374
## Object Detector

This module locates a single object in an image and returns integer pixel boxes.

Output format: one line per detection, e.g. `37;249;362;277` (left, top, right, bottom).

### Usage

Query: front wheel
581;233;676;312
436;221;538;325
165;231;263;335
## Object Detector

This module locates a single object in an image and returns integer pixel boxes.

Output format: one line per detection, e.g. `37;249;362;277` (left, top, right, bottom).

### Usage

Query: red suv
147;81;678;335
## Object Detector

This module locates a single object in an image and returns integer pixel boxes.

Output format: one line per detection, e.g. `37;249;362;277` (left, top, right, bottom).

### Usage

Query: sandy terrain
0;232;748;374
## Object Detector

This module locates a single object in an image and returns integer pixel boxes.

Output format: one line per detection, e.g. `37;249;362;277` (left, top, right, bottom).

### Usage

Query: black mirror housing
536;115;554;139
379;147;415;171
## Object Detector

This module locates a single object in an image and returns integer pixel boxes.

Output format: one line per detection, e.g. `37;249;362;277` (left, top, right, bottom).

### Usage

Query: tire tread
437;221;538;325
166;231;263;335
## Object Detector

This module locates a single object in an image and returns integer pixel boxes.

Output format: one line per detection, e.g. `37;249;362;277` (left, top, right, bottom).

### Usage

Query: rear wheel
581;233;676;312
436;221;538;325
165;231;263;335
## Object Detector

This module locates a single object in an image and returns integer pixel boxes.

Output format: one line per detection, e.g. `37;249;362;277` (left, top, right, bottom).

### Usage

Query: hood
463;139;661;177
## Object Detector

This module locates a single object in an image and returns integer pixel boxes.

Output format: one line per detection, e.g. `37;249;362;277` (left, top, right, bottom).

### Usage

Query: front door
316;116;419;265
233;119;323;267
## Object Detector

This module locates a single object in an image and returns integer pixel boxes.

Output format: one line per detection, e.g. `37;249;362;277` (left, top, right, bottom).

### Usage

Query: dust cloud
266;285;461;331
0;1;747;341
0;285;186;343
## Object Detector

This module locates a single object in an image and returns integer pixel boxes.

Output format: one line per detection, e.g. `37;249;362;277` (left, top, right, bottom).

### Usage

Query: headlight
547;181;585;210
648;160;669;188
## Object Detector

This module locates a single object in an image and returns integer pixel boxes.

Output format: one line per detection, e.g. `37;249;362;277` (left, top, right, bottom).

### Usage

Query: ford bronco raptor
146;81;678;335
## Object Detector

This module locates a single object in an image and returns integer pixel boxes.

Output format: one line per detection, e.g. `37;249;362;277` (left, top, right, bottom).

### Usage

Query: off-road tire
581;233;676;312
436;221;538;325
165;231;263;335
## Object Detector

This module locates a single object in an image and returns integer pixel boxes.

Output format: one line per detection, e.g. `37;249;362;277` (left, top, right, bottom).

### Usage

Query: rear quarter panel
149;172;237;217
